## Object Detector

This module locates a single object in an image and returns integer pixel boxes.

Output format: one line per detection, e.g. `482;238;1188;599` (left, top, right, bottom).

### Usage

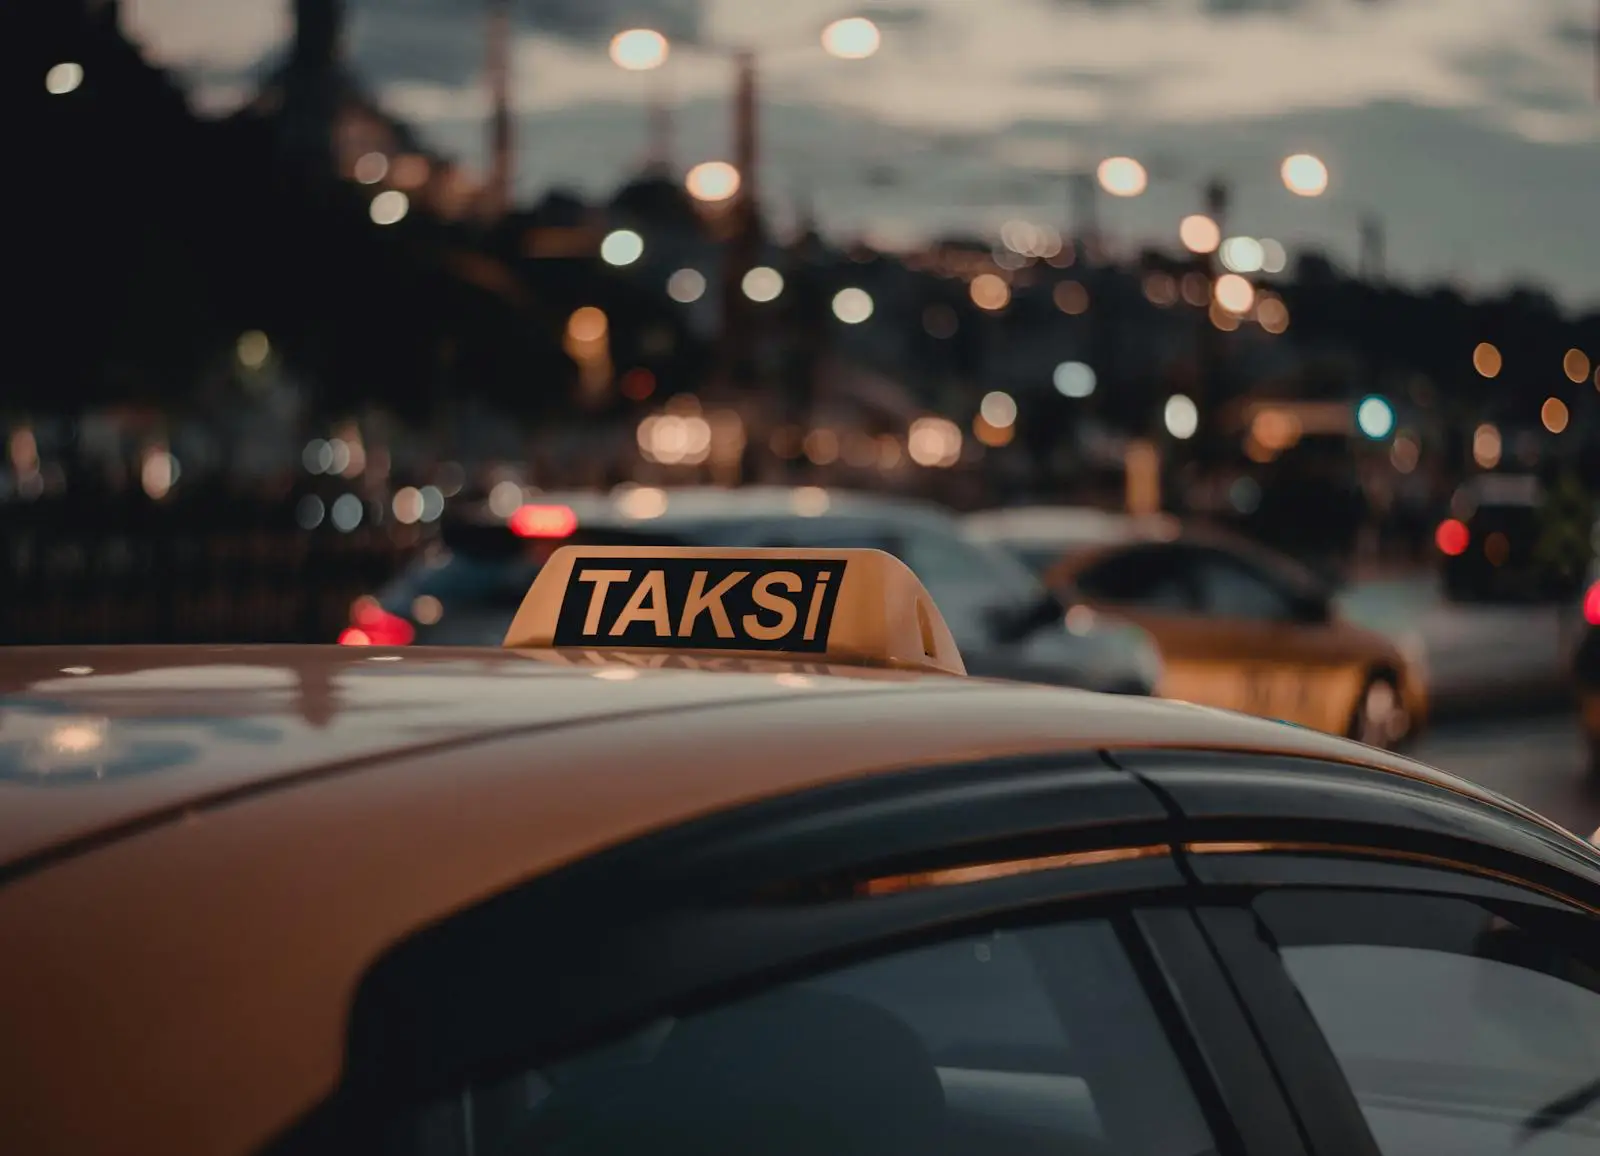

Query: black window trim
259;750;1307;1156
1076;541;1204;613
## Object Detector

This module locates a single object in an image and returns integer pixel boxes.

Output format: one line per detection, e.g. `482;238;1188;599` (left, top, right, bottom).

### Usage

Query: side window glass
375;918;1219;1156
1257;890;1600;1156
1075;548;1194;611
1192;554;1294;621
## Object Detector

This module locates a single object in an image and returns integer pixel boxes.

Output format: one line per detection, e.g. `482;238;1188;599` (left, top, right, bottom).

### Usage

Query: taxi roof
0;645;1587;1156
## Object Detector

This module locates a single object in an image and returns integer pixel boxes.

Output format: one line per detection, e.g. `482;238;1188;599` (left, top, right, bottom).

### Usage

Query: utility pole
718;50;760;392
482;0;513;221
1359;213;1385;282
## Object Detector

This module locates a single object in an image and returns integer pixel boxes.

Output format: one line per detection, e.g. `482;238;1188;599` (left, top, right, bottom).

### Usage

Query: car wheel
1348;674;1409;749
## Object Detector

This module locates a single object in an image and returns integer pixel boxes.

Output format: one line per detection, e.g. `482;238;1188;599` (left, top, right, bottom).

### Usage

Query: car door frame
262;751;1310;1156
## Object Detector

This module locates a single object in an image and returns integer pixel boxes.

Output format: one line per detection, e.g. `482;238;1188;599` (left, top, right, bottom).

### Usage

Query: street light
609;29;669;71
1281;153;1329;197
821;17;882;60
686;161;741;202
1097;157;1148;197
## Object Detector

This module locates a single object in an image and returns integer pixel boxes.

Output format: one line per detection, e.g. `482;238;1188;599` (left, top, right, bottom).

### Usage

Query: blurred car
963;505;1426;747
8;545;1600;1156
1435;472;1564;604
345;486;1166;696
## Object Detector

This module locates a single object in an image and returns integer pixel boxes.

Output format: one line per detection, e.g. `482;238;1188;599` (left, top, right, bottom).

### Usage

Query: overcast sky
123;0;1600;308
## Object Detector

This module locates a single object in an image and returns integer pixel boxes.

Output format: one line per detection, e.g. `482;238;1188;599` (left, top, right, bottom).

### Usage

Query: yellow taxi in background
2;546;1597;1156
963;506;1427;747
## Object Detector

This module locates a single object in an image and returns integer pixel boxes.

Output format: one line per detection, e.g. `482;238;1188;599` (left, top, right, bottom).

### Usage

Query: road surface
1414;710;1600;838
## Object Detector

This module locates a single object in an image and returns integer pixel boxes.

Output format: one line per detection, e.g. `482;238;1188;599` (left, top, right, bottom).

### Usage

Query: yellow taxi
3;547;1597;1156
964;507;1428;747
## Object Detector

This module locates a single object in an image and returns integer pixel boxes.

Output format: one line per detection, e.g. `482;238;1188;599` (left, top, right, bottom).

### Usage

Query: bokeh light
392;487;424;525
832;287;874;324
354;152;388;184
1564;348;1590;384
1220;236;1265;273
970;273;1010;311
236;330;270;369
1097;157;1148;197
821;17;882;59
686;161;741;202
742;266;785;302
46;63;84;95
1473;342;1502;378
1213;273;1256;314
1053;280;1089;314
1260;238;1288;274
1053;361;1096;398
370;190;409;225
1179;215;1221;254
1281;153;1329;196
1473;422;1503;469
1164;395;1199;440
1542;396;1570;434
1257;296;1290;333
567;306;608;343
1356;396;1395;440
980;390;1017;428
600;229;645;266
609;28;669;71
908;417;963;467
667;268;706;303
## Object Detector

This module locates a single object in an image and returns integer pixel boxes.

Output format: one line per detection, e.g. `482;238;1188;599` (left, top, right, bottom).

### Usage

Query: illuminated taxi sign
503;546;966;675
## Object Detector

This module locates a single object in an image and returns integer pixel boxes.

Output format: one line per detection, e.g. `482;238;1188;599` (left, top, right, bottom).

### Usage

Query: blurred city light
803;428;840;465
302;439;334;474
1180;272;1209;306
1356;395;1396;440
236;330;270;369
1564;348;1591;384
418;486;445;522
1220;236;1265;273
1210;300;1241;331
1260;238;1288;273
686;161;741;202
1281;153;1329;196
392;487;424;525
1097;157;1148;197
970;273;1010;311
638;413;712;465
908;417;963;467
923;304;958;338
973;415;1014;448
1436;519;1469;557
792;487;830;516
1164;395;1199;440
980;390;1018;428
488;480;524;518
1214;273;1256;314
1473;341;1503;378
1179;215;1221;254
616;485;670;519
330;494;364;532
742;266;784;302
667;268;706;303
140;449;179;500
1390;433;1420;473
567;306;609;342
609;28;669;71
821;17;882;59
1053;280;1089;314
1143;272;1178;306
1256;295;1289;333
1053;361;1096;398
370;190;409;225
832;287;874;324
354;152;388;184
600;229;645;266
46;63;84;95
1473;422;1503;469
413;596;443;625
1542;396;1570;434
296;495;326;530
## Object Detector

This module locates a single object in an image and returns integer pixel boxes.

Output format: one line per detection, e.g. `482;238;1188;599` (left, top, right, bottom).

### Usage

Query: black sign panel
552;558;848;653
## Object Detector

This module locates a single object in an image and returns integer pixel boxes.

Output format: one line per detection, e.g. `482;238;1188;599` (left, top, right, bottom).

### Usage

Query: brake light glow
1435;518;1469;557
1585;582;1600;627
509;504;578;538
342;597;415;645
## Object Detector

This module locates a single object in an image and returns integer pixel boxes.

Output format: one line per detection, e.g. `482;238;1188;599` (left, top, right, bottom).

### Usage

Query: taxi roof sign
502;546;966;675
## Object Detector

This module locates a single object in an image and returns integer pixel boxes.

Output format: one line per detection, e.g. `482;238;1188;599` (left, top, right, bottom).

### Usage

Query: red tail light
509;504;578;539
1585;582;1600;626
1435;518;1469;557
342;597;415;645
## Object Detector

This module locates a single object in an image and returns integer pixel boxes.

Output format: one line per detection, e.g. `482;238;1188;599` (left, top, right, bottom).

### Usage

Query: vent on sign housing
916;598;937;659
